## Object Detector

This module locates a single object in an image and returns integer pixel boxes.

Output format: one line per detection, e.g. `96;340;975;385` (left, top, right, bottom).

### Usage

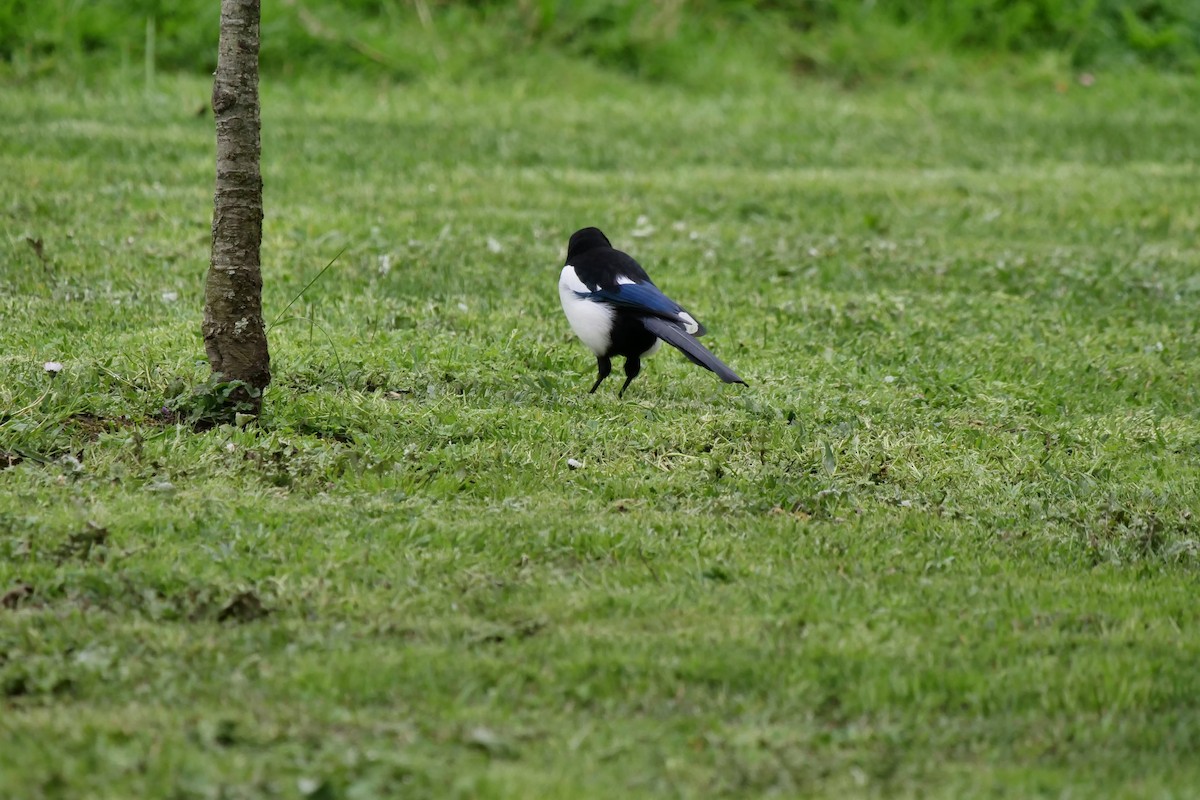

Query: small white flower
567;458;583;470
486;236;503;253
43;361;64;374
161;291;179;302
883;375;896;383
631;215;655;238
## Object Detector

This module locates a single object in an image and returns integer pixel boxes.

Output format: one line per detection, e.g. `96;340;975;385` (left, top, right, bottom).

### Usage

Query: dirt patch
1;583;34;610
217;590;270;624
54;522;109;563
68;412;142;440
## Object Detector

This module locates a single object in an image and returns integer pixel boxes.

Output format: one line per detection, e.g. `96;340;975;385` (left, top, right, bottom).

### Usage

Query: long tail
643;317;747;385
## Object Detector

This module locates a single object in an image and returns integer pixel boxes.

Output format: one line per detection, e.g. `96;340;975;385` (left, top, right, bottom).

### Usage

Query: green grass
3;0;1198;86
3;60;1200;798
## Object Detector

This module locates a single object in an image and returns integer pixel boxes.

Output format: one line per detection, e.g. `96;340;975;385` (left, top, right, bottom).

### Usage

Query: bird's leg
589;356;612;393
618;357;642;398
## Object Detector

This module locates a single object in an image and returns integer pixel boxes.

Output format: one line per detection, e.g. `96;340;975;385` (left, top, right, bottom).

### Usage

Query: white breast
559;265;614;356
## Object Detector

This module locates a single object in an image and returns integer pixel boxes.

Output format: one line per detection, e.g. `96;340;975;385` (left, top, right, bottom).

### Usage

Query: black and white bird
558;227;746;397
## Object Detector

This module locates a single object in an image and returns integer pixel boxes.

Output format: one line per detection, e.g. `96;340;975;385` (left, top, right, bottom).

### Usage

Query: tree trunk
203;0;269;413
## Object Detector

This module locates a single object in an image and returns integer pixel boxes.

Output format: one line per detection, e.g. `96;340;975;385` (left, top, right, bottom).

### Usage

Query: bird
558;227;746;397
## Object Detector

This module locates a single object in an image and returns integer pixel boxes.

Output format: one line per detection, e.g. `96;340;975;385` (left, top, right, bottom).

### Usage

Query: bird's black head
566;227;612;261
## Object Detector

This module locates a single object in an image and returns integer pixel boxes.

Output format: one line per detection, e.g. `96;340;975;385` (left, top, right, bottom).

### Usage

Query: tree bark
203;0;269;412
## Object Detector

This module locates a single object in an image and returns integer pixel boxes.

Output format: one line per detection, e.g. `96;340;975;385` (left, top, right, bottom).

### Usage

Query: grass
2;58;1200;797
4;0;1199;85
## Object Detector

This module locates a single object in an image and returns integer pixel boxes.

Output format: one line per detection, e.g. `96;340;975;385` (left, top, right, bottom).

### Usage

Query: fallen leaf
463;725;518;759
296;777;335;800
822;442;837;475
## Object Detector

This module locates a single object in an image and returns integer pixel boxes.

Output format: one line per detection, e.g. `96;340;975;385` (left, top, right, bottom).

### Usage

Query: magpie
558;227;746;397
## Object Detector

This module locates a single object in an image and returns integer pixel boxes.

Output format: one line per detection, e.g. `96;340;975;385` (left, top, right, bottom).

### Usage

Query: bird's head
566;227;612;261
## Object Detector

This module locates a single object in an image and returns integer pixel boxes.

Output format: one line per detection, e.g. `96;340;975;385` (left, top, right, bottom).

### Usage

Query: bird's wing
642;317;746;385
579;281;708;336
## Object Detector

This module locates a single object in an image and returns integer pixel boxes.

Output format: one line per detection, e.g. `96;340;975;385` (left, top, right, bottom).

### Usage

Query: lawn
2;59;1200;798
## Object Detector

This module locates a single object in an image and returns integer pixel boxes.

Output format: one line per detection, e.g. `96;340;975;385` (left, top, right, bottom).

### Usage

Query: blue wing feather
578;282;683;317
575;282;706;335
